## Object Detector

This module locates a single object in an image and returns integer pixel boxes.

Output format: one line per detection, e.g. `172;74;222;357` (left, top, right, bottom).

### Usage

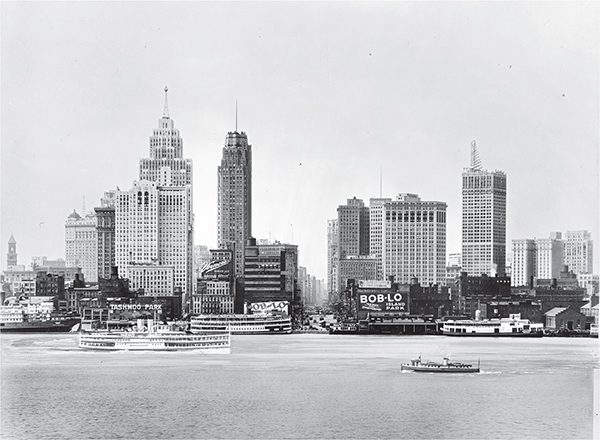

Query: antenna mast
235;100;238;132
470;140;482;170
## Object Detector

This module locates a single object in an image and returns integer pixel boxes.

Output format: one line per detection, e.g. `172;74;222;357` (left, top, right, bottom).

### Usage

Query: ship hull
0;319;80;333
79;330;231;353
401;365;480;373
190;314;292;335
443;331;543;337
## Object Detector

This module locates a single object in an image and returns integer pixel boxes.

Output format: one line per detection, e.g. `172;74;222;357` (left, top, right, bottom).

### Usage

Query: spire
470;140;482;170
162;86;170;119
235;99;238;132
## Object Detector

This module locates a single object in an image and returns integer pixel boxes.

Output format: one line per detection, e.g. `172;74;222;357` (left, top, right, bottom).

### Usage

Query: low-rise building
544;307;587;331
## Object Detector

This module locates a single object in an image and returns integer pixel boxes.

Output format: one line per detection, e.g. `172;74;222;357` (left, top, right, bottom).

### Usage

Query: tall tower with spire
115;88;194;310
7;234;17;269
217;130;252;277
461;141;507;276
139;87;192;186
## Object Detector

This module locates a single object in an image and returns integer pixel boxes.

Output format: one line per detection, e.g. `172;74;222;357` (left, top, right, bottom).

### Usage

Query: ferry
442;313;543;337
401;355;480;373
1;303;80;333
190;312;292;334
328;323;359;334
78;318;231;352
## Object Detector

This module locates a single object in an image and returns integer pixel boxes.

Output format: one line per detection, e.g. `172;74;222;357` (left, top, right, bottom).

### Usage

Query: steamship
190;313;292;334
79;318;231;352
442;313;543;337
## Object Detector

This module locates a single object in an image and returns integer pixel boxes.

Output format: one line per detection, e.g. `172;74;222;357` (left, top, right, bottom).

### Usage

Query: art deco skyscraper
462;141;507;276
217;131;252;277
115;88;193;302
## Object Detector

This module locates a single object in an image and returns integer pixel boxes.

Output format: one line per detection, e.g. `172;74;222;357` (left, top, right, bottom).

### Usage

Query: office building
326;219;338;296
462;141;507;276
243;239;298;310
217;131;252;277
115;88;194;305
381;193;447;285
369;197;392;281
65;210;98;283
95;191;116;281
563;230;594;275
511;239;535;287
338;197;370;258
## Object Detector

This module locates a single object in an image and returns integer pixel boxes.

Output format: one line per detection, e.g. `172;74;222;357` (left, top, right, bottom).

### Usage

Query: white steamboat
190;312;292;334
79;318;231;352
442;313;543;337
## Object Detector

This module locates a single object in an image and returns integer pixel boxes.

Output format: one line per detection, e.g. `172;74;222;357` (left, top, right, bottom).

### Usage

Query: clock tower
7;234;17;269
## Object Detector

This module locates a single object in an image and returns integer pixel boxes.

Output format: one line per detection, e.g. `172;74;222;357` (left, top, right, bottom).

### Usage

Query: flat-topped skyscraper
461;141;507;276
217;131;252;277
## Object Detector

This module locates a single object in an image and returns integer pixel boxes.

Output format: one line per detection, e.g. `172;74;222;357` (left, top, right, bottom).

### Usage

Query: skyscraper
217;131;252;277
94;191;116;281
326;219;339;296
65;210;98;282
381;193;447;285
115;88;194;304
337;197;370;259
369;197;392;280
563;230;593;275
511;239;535;287
462;141;507;276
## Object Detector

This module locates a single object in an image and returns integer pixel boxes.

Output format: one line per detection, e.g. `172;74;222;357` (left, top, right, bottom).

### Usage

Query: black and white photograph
1;2;598;439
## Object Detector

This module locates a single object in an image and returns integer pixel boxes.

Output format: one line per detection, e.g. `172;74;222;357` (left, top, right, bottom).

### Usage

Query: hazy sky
2;2;598;280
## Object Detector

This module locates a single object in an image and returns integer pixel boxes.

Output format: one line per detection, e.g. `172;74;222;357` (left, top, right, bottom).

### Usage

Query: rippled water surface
1;333;597;439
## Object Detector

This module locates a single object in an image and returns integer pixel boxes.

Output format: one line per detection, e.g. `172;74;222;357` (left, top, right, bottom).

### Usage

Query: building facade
192;248;235;315
337;197;370;259
563;230;593;275
338;256;378;294
65;210;98;283
95;191;116;281
369;197;392;281
511;239;535;287
381;193;447;286
535;236;564;280
326;219;339;296
217;131;252;277
243;239;298;311
7;234;17;269
461;141;507;277
115;89;194;309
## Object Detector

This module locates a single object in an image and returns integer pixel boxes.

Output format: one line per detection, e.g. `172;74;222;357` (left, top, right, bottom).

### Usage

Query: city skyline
2;2;598;280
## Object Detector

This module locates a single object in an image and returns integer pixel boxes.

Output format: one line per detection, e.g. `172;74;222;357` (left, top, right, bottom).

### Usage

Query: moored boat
442;313;543;337
328;323;358;334
401;355;480;373
79;318;230;352
190;312;292;334
1;301;80;333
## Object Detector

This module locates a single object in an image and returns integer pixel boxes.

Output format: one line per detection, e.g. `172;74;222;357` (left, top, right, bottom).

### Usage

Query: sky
1;1;598;281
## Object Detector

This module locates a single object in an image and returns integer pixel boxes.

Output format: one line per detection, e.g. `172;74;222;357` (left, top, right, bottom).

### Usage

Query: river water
1;333;598;439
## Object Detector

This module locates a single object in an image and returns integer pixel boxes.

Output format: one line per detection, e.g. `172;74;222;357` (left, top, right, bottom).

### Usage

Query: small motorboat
401;355;480;373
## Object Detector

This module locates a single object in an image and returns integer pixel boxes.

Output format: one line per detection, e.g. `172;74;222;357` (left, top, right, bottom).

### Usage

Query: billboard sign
357;291;408;313
250;301;289;315
358;280;392;289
